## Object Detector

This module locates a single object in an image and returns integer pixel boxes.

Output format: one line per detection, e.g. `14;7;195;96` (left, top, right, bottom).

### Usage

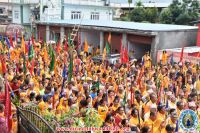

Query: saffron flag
5;82;12;133
84;37;89;53
43;45;48;61
21;35;26;54
108;32;111;44
1;56;7;74
180;47;184;62
102;47;107;62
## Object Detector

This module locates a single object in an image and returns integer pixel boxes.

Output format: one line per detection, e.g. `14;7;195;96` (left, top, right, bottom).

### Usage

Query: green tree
175;12;192;25
145;7;159;23
128;0;132;16
169;0;183;22
130;1;145;22
159;8;173;24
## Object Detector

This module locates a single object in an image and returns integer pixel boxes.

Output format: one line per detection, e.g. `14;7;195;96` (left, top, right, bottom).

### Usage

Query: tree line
121;0;200;25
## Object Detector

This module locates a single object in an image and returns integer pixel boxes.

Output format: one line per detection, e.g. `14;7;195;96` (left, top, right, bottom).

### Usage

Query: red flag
25;41;29;54
56;40;61;53
5;82;12;133
1;56;7;74
123;46;129;63
9;35;14;48
120;36;129;64
180;47;184;62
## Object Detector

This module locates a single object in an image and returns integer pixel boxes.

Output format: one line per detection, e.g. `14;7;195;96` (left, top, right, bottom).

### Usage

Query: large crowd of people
0;38;199;133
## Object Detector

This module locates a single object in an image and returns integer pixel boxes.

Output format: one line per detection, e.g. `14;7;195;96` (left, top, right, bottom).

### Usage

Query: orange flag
108;32;111;44
43;46;48;61
84;37;88;52
21;35;25;54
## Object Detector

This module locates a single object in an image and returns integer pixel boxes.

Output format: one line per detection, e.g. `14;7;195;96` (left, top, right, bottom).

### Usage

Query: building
40;0;113;22
37;20;198;63
0;0;12;24
11;0;39;37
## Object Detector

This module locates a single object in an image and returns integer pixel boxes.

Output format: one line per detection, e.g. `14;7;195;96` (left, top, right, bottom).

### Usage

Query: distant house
0;0;12;24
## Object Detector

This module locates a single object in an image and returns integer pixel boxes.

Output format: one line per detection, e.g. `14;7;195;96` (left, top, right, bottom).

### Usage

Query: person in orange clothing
161;50;168;65
157;104;167;120
143;112;165;133
98;99;108;121
129;108;143;128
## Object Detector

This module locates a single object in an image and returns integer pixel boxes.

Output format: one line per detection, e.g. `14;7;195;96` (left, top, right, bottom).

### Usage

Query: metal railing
17;106;56;133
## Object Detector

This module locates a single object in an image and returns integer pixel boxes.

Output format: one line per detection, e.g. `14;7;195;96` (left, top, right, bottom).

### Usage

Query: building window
91;12;99;20
14;11;19;19
71;11;81;20
0;9;3;14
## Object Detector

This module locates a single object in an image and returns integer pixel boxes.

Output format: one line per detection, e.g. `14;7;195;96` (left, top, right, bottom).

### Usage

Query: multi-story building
11;0;39;37
0;0;12;24
40;0;112;22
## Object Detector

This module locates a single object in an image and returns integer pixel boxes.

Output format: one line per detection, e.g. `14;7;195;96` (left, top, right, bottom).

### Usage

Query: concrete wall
64;5;112;21
151;30;198;63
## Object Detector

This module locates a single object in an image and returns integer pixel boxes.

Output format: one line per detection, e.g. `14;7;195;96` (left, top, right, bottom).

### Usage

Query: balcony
11;0;39;4
64;0;106;6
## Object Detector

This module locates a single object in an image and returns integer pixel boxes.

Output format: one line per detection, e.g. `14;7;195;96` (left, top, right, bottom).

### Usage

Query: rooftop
110;3;171;8
37;20;198;33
